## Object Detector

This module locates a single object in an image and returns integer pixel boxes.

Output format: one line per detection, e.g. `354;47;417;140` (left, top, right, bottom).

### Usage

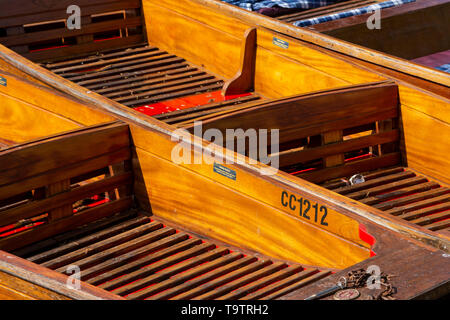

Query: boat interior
269;0;450;71
0;0;449;300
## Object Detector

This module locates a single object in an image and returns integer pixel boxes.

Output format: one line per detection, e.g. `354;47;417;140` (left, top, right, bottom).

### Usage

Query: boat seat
0;0;144;62
0;121;133;252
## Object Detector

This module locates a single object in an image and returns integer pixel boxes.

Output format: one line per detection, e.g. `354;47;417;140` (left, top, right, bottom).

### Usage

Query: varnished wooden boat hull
0;0;449;300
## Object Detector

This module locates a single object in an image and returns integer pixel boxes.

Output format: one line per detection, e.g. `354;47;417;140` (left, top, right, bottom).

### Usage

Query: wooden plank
297;153;401;183
193;82;399;145
151;256;257;300
334;171;416;195
218;265;303;300
42;221;163;269
24;35;145;62
194;262;286;300
81;232;190;281
129;252;243;300
117;247;229;297
27;215;149;264
322;130;344;168
103;243;218;293
0;122;129;187
88;237;203;286
240;268;319;300
2;17;142;48
275;130;399;168
263;270;332;300
0;197;133;252
56;226;176;272
398;202;450;221
174;260;271;300
388;193;450;216
362;181;441;206
346;176;428;201
0;147;131;201
46;179;72;222
12;210;138;259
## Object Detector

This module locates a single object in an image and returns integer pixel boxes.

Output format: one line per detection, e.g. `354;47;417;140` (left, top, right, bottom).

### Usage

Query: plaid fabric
436;64;450;73
220;0;340;11
293;0;416;27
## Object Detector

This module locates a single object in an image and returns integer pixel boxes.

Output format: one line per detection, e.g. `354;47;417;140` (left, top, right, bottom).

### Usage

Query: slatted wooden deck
43;44;263;114
323;167;450;235
16;212;332;300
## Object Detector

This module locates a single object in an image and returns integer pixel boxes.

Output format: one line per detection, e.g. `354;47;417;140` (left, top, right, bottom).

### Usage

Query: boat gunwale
187;0;450;87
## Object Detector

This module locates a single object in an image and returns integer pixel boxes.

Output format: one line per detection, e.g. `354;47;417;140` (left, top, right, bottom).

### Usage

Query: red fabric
134;91;252;117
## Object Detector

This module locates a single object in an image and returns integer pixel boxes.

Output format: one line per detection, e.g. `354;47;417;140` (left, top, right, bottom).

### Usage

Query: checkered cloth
293;0;416;27
220;0;340;11
436;64;450;73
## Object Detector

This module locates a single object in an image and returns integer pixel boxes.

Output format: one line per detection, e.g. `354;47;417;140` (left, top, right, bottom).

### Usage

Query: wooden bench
191;81;401;183
0;121;133;251
0;0;144;62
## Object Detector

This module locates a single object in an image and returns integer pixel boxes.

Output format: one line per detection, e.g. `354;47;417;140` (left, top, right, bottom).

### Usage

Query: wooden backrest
0;122;133;251
0;0;144;62
193;81;401;183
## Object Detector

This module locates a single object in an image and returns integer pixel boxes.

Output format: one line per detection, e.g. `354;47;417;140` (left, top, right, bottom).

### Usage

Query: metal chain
345;268;397;300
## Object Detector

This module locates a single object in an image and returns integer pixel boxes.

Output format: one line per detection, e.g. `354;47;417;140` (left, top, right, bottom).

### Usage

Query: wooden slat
0;172;132;228
297;153;401;183
113;246;227;296
0;122;129;187
0;0;141;26
398;202;450;221
240;269;319;300
1;147;130;201
0;196;133;252
387;193;450;216
77;63;191;87
81;232;190;281
410;210;450;226
152;256;257;300
323;166;404;189
56;226;177;273
27;215;149;264
88;237;203;286
362;181;441;206
262;270;332;300
218;265;303;300
122;83;224;107
24;35;145;62
100;242;214;291
42;221;163;269
2;17;142;48
129;252;243;300
333;170;415;195
66;56;185;82
275;130;399;168
346;176;428;201
170;260;271;300
192;82;399;145
194;262;286;300
12;211;138;259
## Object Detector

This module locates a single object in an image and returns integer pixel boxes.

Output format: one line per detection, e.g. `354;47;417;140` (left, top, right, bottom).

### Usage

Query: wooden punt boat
0;0;449;300
217;0;450;74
